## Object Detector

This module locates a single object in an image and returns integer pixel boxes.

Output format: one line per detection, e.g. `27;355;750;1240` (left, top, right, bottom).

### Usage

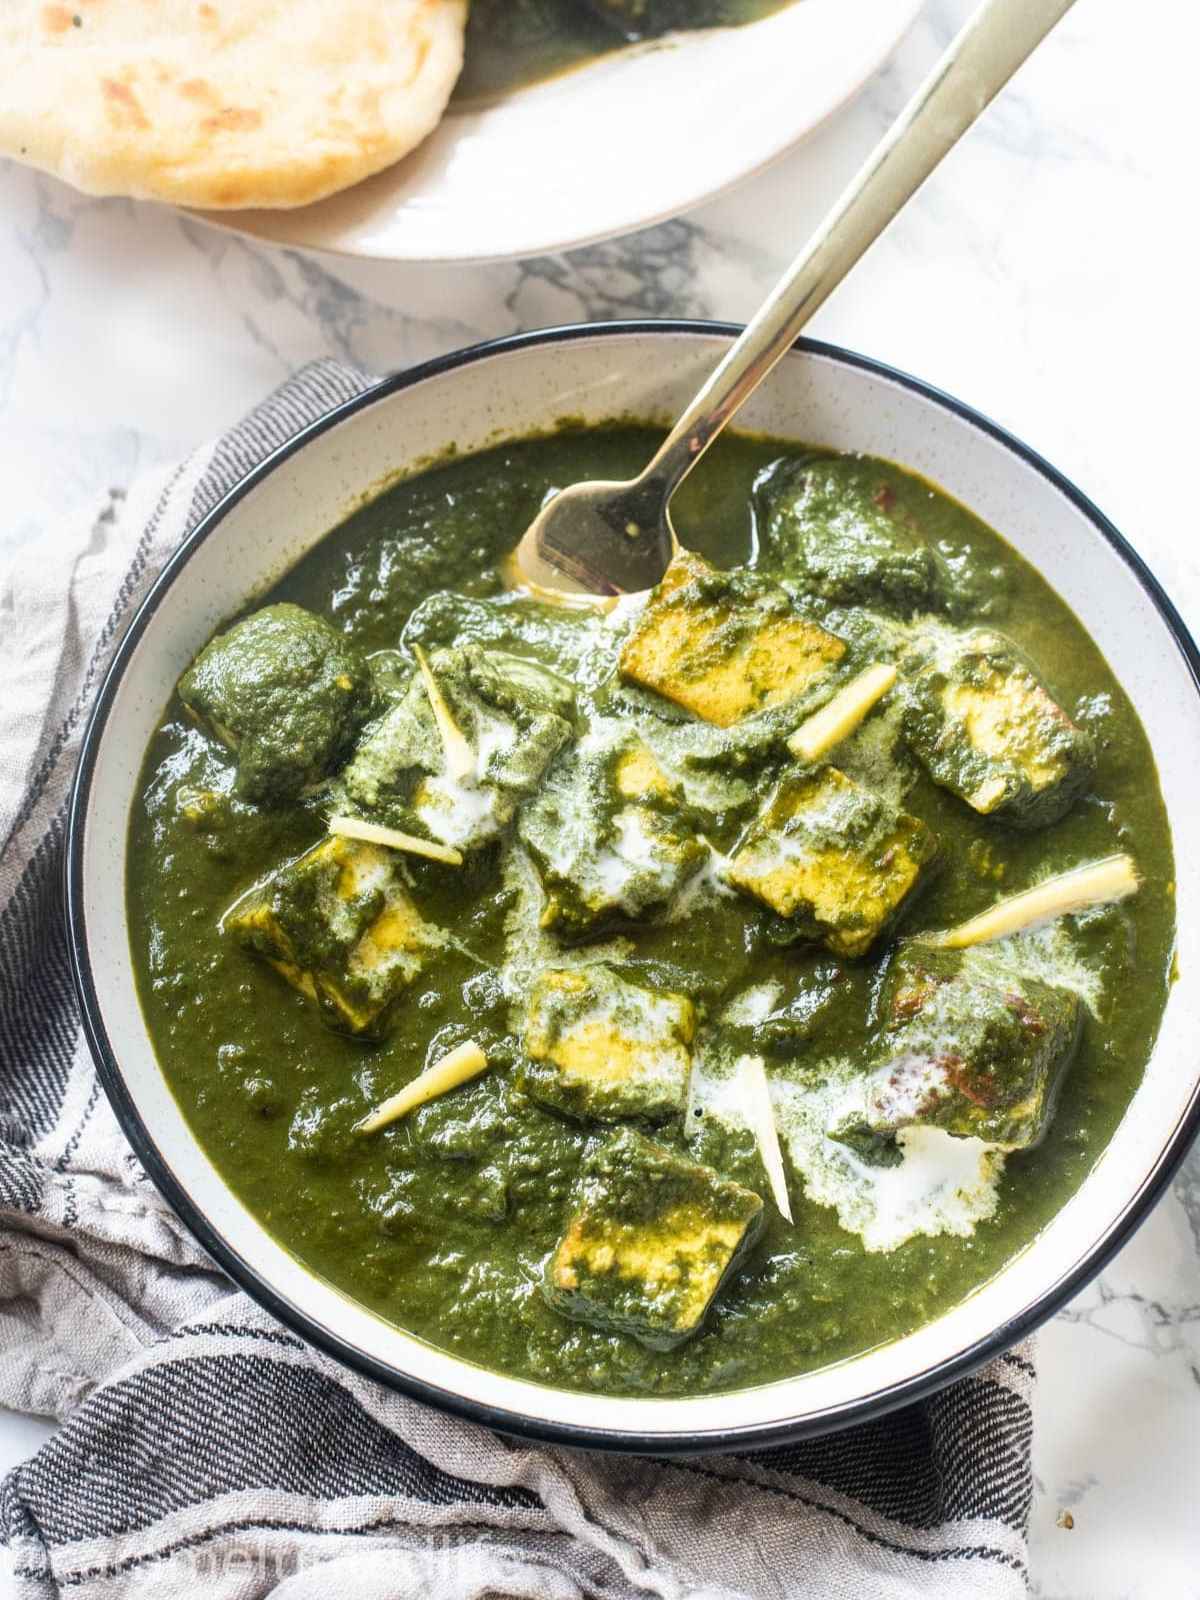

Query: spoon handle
642;0;1078;498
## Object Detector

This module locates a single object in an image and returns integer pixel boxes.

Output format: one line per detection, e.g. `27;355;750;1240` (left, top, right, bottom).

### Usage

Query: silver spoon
514;0;1077;598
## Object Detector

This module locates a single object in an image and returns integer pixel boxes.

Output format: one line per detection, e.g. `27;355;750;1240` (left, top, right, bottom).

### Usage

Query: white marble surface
1;0;1197;1593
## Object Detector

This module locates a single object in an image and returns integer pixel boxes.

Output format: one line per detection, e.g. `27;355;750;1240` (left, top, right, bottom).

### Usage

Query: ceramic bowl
205;0;923;263
68;323;1200;1451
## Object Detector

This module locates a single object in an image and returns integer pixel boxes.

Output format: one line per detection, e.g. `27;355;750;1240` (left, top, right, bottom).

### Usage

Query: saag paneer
456;0;797;103
128;426;1175;1397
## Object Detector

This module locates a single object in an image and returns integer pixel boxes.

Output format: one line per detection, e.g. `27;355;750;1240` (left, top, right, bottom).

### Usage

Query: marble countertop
1;0;1197;1593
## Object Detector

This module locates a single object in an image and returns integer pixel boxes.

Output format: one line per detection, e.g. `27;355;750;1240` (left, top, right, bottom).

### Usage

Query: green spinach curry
128;426;1175;1397
455;0;796;103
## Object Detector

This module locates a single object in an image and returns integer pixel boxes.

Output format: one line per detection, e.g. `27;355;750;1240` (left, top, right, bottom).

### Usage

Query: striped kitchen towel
0;361;1035;1600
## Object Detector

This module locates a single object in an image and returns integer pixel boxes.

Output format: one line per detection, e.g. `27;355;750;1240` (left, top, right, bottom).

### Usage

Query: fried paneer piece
338;644;574;853
178;604;375;805
543;1127;763;1351
756;454;957;616
522;964;696;1123
226;835;443;1039
901;631;1094;828
518;730;707;939
833;946;1082;1154
618;551;845;727
725;766;937;958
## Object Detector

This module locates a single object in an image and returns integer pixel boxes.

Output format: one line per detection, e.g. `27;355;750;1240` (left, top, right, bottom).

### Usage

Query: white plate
69;325;1200;1451
200;0;924;264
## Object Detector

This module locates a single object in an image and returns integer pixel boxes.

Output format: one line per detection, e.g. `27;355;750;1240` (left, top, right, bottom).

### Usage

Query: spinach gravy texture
455;0;795;102
128;426;1175;1397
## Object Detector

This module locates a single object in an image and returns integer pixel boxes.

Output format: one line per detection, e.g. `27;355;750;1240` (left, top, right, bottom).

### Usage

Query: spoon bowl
516;471;680;597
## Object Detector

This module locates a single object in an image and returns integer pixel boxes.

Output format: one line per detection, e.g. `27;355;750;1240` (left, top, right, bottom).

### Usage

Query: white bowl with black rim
67;323;1200;1452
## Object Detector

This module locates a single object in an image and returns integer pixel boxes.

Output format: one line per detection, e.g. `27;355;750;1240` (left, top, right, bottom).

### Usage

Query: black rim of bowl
66;321;1200;1454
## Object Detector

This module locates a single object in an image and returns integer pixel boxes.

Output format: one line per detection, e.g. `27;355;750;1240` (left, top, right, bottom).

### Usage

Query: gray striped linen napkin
0;361;1035;1600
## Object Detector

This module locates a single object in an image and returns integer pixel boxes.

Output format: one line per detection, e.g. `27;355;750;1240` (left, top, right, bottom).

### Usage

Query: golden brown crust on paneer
619;553;845;727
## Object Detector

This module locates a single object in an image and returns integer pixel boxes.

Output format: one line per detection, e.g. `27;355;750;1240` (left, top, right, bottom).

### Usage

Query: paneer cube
725;766;937;958
832;946;1082;1153
225;835;443;1038
178;603;376;805
543;1127;763;1350
756;454;956;615
902;631;1094;828
338;644;573;854
518;730;707;939
522;964;696;1123
618;552;845;727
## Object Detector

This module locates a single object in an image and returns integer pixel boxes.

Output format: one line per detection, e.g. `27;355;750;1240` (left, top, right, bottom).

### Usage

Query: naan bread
0;0;467;209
